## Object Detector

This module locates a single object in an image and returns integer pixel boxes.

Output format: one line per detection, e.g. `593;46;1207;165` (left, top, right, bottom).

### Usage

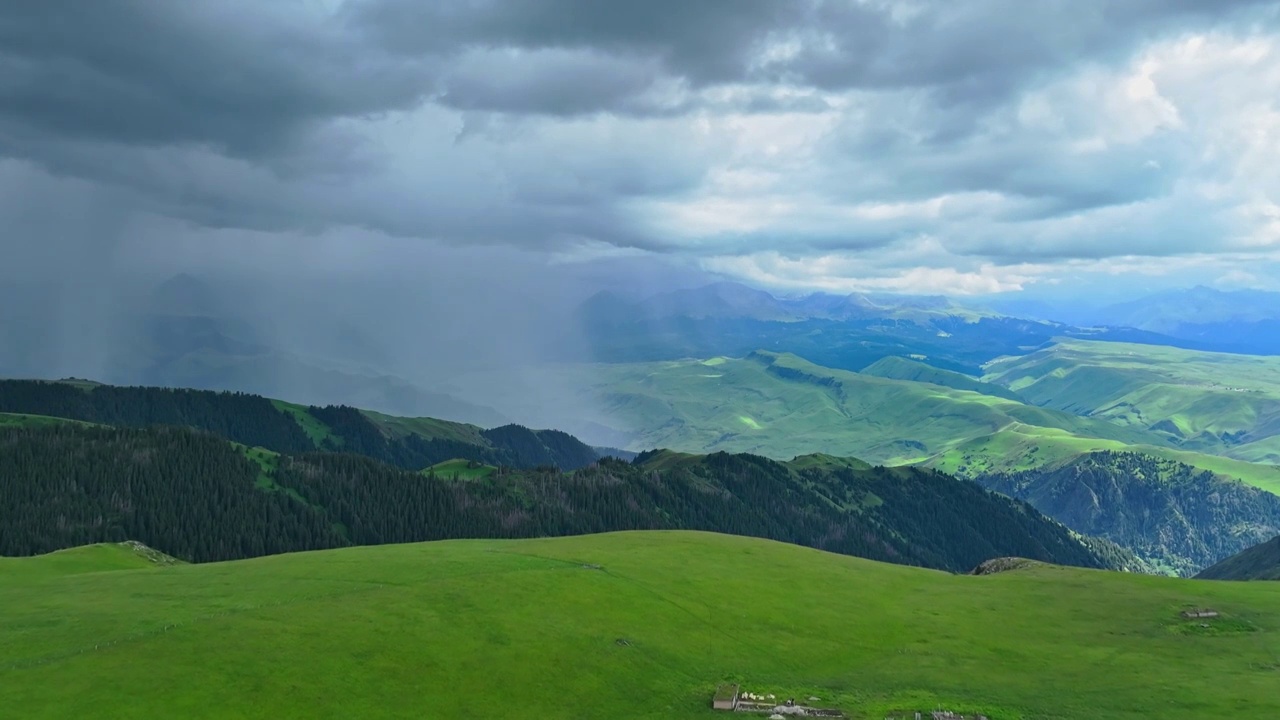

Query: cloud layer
3;0;1280;294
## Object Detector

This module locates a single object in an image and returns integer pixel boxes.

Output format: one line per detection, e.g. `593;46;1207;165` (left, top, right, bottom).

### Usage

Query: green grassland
270;399;339;447
984;340;1280;456
360;408;490;445
424;458;498;480
272;399;491;450
3;531;1279;719
0;412;90;428
861;355;1025;402
929;426;1280;495
0;542;180;579
1232;434;1280;464
455;349;1280;494
460;352;1166;466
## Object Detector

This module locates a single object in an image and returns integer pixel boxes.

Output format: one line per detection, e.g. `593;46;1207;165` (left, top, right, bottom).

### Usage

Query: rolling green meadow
453;348;1280;494
423;457;498;479
3;531;1279;719
454;352;1155;465
984;340;1280;460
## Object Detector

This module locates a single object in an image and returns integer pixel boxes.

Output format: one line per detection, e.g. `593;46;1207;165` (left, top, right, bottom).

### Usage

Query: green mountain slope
983;340;1280;456
465;351;1169;466
0;379;599;472
861;355;1025;402
0;422;1116;573
975;452;1280;576
4;532;1279;719
0;542;180;579
1196;535;1280;581
928;426;1280;495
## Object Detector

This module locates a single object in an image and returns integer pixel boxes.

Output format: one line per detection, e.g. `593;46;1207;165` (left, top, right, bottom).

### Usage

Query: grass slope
360;408;489;445
0;412;90;428
424;458;498;480
3;531;1278;719
861;356;1025;402
465;352;1166;466
929;427;1280;495
984;340;1280;456
0;542;180;578
270;399;338;447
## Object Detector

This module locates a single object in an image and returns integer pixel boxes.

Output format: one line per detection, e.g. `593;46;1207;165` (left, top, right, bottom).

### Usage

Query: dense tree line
978;451;1280;575
0;380;602;472
307;405;599;471
0;380;315;453
0;424;339;561
0;423;1115;572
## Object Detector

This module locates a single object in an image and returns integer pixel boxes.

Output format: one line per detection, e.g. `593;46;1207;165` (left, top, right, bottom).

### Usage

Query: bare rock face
971;557;1041;575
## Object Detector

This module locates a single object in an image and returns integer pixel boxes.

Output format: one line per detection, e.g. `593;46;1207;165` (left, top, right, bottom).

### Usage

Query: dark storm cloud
354;0;1275;114
0;1;431;159
6;0;1260;157
1;0;1277;275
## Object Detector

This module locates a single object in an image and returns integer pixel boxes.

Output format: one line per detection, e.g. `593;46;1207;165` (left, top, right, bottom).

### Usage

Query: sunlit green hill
984;340;1280;457
4;531;1278;719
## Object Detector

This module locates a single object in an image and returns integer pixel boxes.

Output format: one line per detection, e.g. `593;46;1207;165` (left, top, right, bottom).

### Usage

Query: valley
447;339;1280;575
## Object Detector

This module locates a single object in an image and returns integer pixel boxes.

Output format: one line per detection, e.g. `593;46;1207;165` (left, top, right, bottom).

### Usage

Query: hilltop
3;531;1278;719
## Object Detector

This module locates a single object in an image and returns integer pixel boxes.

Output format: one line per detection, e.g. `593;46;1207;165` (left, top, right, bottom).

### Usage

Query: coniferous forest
0;418;1120;573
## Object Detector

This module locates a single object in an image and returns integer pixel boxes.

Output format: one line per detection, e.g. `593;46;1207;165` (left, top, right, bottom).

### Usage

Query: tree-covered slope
975;452;1280;576
1196;535;1280;581
3;532;1279;719
0;423;1118;574
0;379;600;472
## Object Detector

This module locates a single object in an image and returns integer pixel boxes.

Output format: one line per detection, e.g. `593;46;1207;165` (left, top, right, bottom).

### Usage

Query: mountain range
0;378;1127;575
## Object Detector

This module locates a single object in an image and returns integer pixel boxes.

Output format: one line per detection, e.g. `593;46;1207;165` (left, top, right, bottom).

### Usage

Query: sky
3;0;1280;301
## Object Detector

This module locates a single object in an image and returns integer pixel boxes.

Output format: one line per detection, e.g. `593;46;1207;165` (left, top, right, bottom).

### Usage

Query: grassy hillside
459;352;1166;466
0;379;601;472
928;426;1280;495
0;411;90;428
424;458;498;480
983;340;1280;456
452;351;1280;495
3;531;1278;719
0;542;180;578
860;355;1024;402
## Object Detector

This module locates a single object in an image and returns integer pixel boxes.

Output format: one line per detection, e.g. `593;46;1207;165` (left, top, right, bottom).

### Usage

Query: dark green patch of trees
0;423;1114;573
0;380;315;453
0;380;601;472
978;451;1280;575
0;425;339;561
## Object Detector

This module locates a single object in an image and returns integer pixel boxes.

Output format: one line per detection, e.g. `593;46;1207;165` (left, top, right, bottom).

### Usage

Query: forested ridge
1196;534;1280;580
0;422;1119;573
978;451;1280;575
0;379;600;471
